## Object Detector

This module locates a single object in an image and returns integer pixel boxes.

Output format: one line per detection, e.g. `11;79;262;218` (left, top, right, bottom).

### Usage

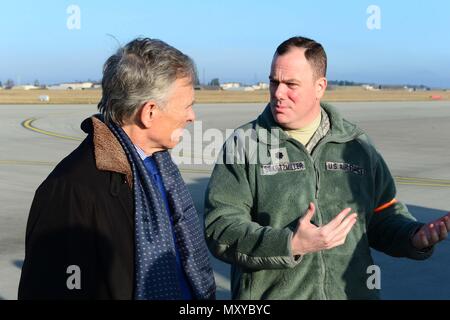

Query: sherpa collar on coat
81;116;133;186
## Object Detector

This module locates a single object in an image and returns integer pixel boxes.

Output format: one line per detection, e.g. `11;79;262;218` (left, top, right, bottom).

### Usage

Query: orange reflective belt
374;198;398;213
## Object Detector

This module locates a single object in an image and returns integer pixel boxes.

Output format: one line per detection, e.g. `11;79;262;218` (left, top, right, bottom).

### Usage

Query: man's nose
187;109;196;123
274;83;287;100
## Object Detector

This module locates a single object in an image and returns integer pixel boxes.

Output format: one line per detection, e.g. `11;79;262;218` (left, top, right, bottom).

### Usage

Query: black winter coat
19;117;136;299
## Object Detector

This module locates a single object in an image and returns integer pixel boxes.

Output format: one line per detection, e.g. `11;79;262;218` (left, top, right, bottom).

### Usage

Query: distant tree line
1;79;15;89
209;78;220;86
328;80;362;86
329;80;431;90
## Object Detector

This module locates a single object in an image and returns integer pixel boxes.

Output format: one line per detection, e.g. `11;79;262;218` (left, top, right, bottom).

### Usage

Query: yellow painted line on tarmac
21;118;83;141
395;176;450;183
179;168;212;175
22;117;218;161
0;160;57;167
0;160;211;174
1;159;449;187
394;176;450;187
21;117;217;163
17;117;450;187
395;181;450;188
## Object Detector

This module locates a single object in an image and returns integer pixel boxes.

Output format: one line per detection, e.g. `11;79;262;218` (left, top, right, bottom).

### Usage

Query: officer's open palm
291;202;358;256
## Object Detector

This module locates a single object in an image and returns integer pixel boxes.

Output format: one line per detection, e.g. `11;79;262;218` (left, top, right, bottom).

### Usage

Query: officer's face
269;47;326;130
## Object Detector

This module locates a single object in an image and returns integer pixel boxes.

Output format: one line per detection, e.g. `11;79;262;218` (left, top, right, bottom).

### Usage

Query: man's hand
411;212;450;250
291;202;358;256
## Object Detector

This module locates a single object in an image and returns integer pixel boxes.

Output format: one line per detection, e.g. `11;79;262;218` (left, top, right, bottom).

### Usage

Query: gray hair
98;38;197;125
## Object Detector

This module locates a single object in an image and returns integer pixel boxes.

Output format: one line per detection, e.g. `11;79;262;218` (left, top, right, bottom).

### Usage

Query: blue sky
1;0;449;88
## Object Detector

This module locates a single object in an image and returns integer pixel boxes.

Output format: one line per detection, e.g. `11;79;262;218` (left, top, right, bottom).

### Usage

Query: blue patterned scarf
102;117;216;300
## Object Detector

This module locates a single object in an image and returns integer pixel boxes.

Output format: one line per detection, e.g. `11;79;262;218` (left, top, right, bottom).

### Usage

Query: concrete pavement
1;101;449;299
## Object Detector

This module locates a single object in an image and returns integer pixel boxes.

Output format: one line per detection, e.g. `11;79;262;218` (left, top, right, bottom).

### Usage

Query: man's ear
140;101;158;129
316;77;327;99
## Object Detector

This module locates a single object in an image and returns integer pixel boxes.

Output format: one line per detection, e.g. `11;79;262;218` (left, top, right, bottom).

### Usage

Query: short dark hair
275;36;327;79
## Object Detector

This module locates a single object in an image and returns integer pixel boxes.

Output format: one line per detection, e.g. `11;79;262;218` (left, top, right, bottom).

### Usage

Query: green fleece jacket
204;103;432;300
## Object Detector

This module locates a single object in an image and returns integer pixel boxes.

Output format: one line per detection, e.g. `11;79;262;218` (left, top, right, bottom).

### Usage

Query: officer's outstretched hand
291;202;358;256
411;212;450;250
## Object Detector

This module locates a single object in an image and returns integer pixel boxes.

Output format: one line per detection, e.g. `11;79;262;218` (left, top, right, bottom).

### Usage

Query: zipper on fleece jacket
310;131;363;300
313;161;327;300
286;138;328;299
288;131;361;300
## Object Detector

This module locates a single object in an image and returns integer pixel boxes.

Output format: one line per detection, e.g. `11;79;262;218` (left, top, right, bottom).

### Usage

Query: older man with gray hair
18;38;216;300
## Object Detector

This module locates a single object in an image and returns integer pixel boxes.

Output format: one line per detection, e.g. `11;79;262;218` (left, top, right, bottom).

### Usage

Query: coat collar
81;116;133;186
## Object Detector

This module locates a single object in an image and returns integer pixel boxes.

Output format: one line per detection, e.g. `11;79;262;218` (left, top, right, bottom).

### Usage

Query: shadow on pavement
372;204;450;299
186;175;450;300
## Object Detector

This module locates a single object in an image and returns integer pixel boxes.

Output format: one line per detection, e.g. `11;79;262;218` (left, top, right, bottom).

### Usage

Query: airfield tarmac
0;101;449;300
